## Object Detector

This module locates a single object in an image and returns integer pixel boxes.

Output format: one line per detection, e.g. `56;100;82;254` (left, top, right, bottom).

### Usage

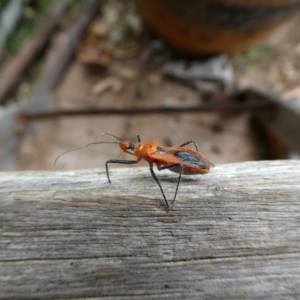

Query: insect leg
178;140;199;151
149;166;170;210
158;163;183;208
105;159;139;183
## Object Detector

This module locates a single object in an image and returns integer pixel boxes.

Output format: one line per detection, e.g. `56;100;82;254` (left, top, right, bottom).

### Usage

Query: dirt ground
15;61;261;171
14;3;300;172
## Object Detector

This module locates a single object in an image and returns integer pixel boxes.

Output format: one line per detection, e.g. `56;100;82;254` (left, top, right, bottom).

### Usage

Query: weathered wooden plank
0;160;300;299
1;254;299;299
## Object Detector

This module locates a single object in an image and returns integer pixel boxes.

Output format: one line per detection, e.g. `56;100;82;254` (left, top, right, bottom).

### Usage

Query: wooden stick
15;101;272;124
1;160;300;299
31;0;103;97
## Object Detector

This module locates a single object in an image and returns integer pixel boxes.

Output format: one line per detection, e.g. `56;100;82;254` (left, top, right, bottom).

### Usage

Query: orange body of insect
120;139;212;175
55;133;214;211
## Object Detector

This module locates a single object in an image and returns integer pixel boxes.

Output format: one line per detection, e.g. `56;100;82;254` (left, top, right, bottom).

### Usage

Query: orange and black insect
55;133;214;210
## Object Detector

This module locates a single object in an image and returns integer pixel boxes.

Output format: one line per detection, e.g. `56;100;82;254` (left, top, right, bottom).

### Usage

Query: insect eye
126;143;135;150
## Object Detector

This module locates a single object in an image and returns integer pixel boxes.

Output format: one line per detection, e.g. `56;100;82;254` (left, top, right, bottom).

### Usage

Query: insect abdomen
168;150;210;174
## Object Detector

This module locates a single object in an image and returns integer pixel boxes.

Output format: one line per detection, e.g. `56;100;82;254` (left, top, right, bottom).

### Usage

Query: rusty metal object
137;0;300;54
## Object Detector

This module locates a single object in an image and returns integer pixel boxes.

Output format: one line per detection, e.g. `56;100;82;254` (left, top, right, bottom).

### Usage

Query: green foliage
244;43;279;61
0;0;10;12
4;0;54;53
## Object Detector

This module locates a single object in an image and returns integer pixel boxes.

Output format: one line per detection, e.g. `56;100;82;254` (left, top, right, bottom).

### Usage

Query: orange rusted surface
137;0;300;54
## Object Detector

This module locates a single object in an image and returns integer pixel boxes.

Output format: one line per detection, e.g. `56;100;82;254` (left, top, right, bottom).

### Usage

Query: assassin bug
54;133;214;211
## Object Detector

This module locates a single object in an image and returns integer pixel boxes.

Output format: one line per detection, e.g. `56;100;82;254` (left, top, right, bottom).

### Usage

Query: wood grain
0;160;300;299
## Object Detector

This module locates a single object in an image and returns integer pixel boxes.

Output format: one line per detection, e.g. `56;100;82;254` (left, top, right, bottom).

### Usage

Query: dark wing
167;149;214;169
155;146;214;175
168;150;212;169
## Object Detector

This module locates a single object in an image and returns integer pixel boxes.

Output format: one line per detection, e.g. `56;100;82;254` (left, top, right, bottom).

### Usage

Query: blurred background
1;0;300;172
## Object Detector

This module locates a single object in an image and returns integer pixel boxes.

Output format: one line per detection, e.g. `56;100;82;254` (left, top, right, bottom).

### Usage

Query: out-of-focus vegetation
0;0;54;63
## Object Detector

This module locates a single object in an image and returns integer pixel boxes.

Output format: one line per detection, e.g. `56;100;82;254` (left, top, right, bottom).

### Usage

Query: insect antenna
54;141;119;166
100;132;123;142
